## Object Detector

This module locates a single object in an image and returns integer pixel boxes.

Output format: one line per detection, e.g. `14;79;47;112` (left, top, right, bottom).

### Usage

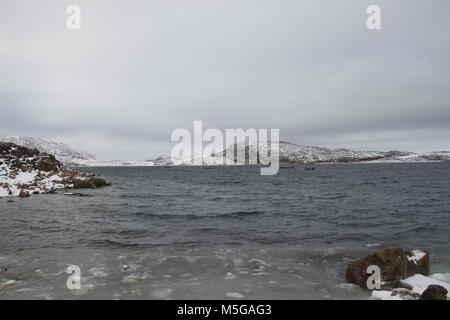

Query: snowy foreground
0;165;65;197
372;273;450;300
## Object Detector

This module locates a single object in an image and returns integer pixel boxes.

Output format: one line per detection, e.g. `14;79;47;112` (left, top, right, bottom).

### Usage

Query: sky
1;0;450;160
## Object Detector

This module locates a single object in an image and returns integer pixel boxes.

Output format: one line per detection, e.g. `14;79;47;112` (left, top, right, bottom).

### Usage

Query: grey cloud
1;0;449;159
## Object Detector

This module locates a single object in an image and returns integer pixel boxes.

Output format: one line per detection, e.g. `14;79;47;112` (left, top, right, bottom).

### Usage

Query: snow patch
407;250;427;265
371;274;450;300
401;274;450;297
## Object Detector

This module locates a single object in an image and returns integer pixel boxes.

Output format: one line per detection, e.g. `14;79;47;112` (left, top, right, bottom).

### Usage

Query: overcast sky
1;0;449;160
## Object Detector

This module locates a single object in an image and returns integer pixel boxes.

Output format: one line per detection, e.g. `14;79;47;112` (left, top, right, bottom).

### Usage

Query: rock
406;249;430;276
120;265;130;272
121;274;146;284
420;285;448;300
345;247;429;288
70;176;110;189
64;192;92;197
19;190;30;198
226;292;244;299
0;142;110;198
372;288;421;300
47;188;57;194
0;280;17;288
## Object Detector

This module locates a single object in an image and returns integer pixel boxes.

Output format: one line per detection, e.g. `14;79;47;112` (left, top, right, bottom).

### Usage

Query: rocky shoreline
0;142;110;198
346;247;449;300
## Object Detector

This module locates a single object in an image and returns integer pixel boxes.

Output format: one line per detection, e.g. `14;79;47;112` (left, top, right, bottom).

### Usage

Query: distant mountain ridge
0;136;154;167
1;136;448;166
0;136;95;165
155;141;450;165
276;142;416;164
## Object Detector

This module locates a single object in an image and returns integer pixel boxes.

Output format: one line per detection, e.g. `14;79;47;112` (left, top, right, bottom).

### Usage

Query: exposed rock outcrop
345;247;429;288
420;285;448;300
0;142;110;197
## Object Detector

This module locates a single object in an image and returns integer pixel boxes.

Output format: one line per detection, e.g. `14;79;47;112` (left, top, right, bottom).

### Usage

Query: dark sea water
1;163;449;299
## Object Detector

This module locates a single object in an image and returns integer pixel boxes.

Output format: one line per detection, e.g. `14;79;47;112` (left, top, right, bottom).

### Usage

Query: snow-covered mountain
371;151;450;163
0;136;157;167
217;142;450;164
208;141;387;164
277;142;389;163
419;151;450;161
0;136;95;165
152;141;450;165
2;136;448;167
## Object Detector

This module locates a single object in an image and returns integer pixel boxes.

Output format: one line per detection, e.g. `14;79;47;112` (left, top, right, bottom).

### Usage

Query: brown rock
390;288;421;300
406;249;430;276
420;285;448;300
34;154;61;172
63;176;111;189
345;247;430;288
46;188;57;194
64;192;92;197
19;190;30;198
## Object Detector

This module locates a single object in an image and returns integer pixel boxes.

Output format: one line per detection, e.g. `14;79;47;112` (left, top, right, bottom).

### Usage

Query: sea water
0;163;449;299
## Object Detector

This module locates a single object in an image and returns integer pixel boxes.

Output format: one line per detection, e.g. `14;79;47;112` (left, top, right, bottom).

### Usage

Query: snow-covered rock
0;142;110;198
345;247;430;289
401;274;450;297
371;288;420;300
372;274;450;300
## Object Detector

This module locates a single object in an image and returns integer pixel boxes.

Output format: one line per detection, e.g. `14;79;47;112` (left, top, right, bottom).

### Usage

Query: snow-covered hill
277;142;389;163
2;136;448;167
151;141;450;165
219;141;450;164
0;136;95;165
0;136;156;167
363;150;450;163
419;151;450;162
214;141;395;164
